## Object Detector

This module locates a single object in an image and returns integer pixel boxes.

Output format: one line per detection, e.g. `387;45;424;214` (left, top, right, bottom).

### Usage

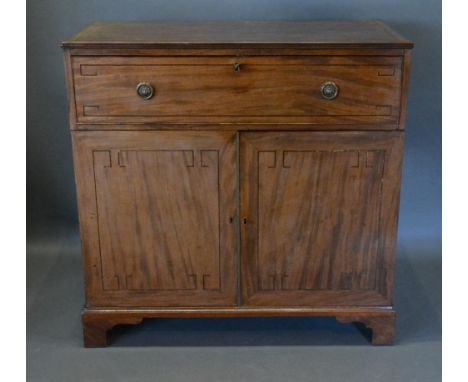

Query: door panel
73;131;237;307
240;131;403;306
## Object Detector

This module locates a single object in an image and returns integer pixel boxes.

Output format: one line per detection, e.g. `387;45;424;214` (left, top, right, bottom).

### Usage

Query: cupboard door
73;131;237;307
240;131;403;306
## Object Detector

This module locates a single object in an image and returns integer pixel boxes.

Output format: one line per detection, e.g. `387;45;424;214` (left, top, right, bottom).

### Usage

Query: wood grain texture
398;50;413;130
63;21;412;346
240;131;403;306
67;47;407;57
73;123;401;132
72;131;237;307
62;20;412;49
72;56;402;125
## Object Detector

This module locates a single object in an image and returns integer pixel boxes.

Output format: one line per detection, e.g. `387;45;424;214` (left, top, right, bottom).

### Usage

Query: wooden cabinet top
62;20;413;49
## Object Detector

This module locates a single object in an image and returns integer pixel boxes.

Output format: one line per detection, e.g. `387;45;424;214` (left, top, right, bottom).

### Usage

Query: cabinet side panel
63;49;77;130
398;49;412;130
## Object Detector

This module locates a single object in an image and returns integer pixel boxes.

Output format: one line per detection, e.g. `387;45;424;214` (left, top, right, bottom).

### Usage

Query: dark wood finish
398;50;413;130
72;131;237;307
72;56;402;125
73;123;400;132
240;131;403;307
82;307;395;347
63;20;412;49
63;50;77;130
68;47;407;57
82;312;144;347
63;21;412;347
336;314;396;345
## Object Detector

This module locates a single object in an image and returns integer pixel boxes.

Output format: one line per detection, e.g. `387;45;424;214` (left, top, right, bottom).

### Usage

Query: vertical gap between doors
236;131;241;306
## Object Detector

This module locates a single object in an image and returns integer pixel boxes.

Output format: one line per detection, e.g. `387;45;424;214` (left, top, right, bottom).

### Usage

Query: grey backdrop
27;1;441;381
27;0;441;240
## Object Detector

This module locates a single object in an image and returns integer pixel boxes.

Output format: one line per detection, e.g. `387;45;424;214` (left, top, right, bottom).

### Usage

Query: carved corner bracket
82;312;144;347
336;313;396;345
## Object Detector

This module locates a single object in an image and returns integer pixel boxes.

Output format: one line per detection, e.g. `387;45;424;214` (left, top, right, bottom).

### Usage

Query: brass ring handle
320;81;339;100
136;82;154;100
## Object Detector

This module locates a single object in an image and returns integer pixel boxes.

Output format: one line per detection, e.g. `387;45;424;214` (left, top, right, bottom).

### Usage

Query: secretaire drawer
71;56;403;126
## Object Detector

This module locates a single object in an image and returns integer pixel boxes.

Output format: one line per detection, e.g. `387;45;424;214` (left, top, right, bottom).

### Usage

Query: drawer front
72;56;402;125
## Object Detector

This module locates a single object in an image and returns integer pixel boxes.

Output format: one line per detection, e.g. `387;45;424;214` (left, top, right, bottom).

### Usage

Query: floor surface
27;225;441;382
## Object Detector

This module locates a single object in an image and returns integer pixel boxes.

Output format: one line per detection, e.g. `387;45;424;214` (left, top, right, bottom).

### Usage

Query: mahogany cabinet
62;21;412;346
